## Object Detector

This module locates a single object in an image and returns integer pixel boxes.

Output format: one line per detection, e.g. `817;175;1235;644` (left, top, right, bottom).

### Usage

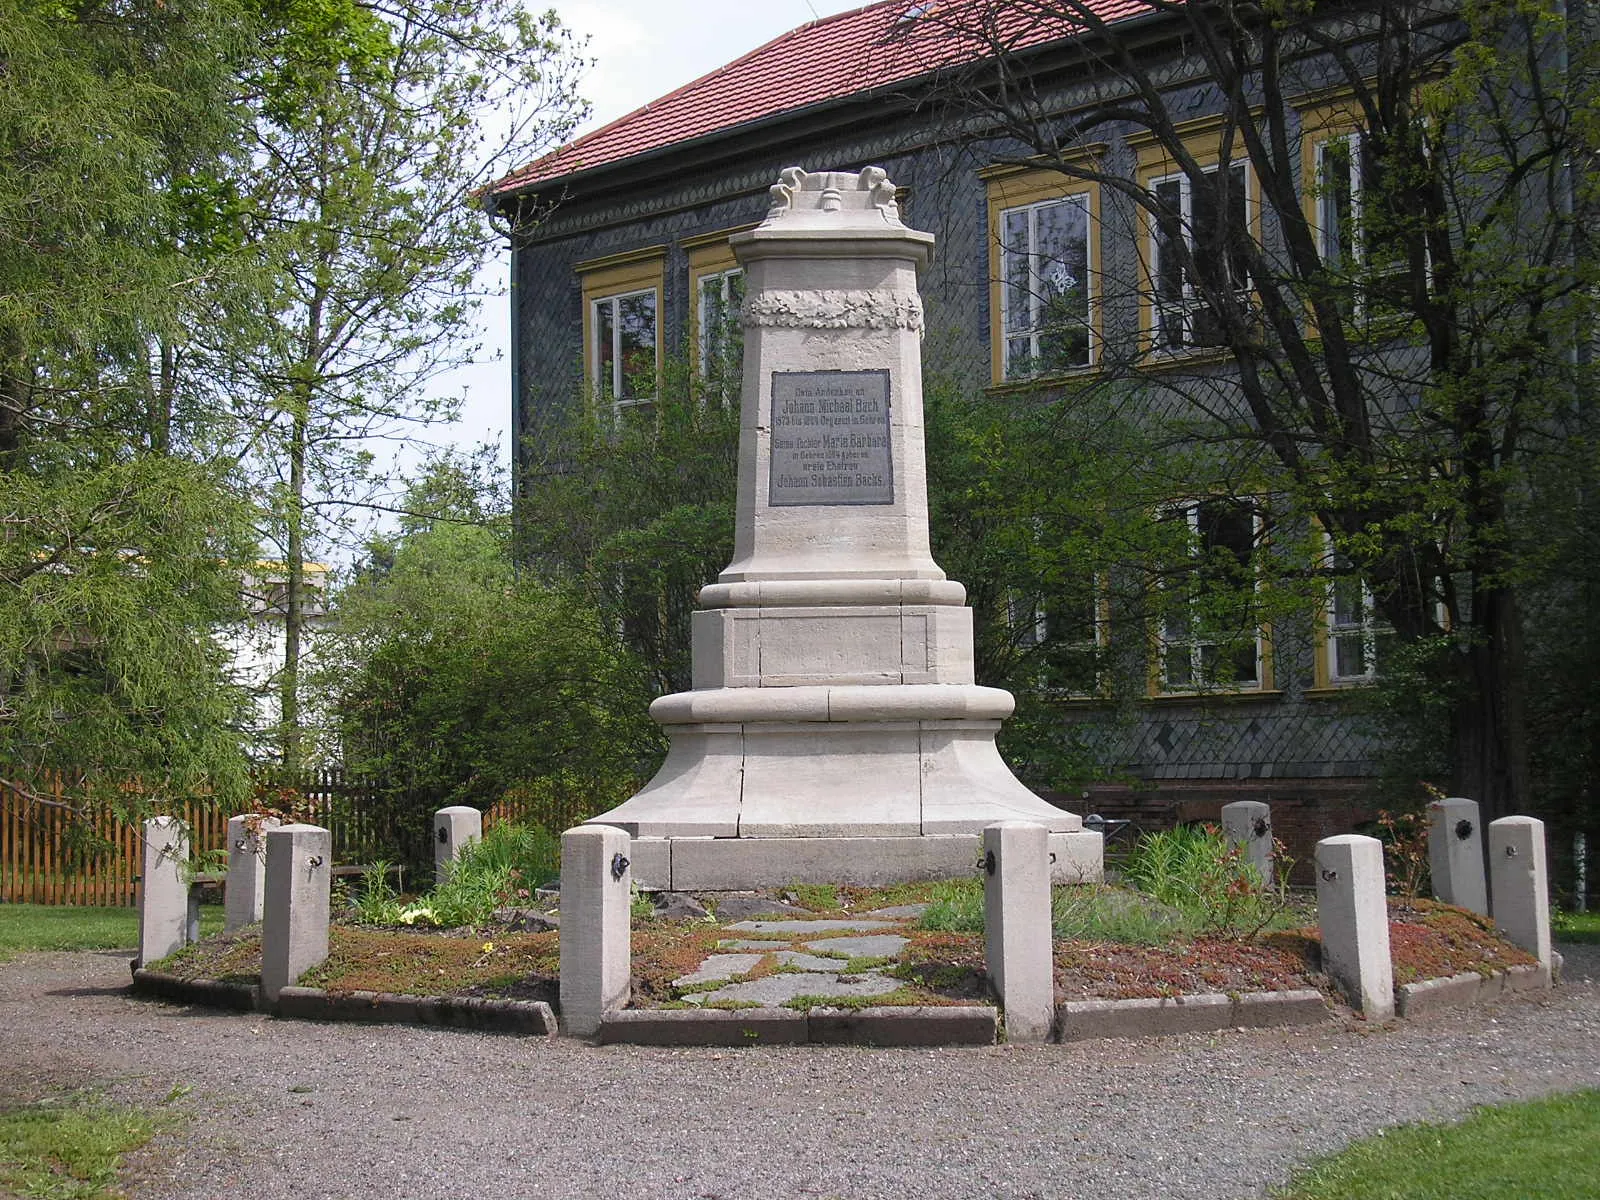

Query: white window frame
1147;163;1250;351
590;286;658;420
1157;499;1266;693
1320;537;1393;685
1313;132;1424;318
999;193;1095;377
695;266;744;399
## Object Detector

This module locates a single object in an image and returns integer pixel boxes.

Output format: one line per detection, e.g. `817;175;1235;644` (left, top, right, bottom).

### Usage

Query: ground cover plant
1274;1088;1600;1199
0;1093;167;1200
1554;909;1600;943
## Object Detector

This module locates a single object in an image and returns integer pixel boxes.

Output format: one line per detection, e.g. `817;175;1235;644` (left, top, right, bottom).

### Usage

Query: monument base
587;683;1104;889
621;831;1105;891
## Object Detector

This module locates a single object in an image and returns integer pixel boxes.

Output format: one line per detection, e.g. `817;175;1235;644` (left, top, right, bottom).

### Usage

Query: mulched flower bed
146;888;1539;1011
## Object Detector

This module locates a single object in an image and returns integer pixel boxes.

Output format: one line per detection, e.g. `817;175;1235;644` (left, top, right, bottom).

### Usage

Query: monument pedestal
587;167;1101;890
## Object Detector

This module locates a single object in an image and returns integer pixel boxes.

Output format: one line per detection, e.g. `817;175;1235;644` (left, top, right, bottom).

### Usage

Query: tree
323;462;658;868
230;0;587;767
517;357;741;696
0;0;261;820
910;0;1599;823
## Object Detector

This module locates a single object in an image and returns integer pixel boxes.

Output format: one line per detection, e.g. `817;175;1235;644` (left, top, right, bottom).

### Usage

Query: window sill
1304;683;1375;699
985;365;1101;396
1145;687;1283;704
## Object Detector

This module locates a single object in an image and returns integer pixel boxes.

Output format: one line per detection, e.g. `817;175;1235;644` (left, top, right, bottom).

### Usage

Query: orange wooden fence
0;770;383;907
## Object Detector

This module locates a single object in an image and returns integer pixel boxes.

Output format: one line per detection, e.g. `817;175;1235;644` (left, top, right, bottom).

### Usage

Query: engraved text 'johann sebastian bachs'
768;370;893;507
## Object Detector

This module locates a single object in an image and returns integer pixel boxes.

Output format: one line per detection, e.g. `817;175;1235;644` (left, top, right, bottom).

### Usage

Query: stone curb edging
130;963;1557;1045
131;968;260;1012
1395;963;1551;1019
130;969;556;1036
1055;988;1331;1042
596;1005;999;1047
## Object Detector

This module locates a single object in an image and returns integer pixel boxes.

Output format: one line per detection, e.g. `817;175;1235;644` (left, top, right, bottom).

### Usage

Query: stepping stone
855;904;927;920
802;934;909;958
710;896;814;921
774;950;852;971
725;919;900;935
672;953;766;988
690;971;901;1007
717;939;792;951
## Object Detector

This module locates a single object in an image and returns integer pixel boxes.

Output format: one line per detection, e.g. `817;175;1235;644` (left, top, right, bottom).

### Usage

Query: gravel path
6;946;1599;1200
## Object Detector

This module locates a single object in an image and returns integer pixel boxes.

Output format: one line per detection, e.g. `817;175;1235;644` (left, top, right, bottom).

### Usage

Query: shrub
1121;824;1292;939
348;822;560;929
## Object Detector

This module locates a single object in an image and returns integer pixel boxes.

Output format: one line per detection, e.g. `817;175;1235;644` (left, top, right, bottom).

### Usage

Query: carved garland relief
741;288;924;332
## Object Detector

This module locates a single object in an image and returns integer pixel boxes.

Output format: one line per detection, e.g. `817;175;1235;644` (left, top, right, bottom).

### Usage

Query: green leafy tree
231;0;587;767
916;0;1600;823
323;466;658;870
0;0;261;820
518;358;741;695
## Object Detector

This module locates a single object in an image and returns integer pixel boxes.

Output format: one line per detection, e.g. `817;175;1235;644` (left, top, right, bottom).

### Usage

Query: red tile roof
491;0;1154;197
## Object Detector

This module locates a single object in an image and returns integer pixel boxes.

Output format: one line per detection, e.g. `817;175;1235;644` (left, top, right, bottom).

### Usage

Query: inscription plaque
768;370;894;507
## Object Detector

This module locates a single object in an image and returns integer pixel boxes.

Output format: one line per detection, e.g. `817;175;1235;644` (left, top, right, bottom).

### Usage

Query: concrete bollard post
1489;816;1551;970
983;822;1055;1043
1220;801;1274;887
1427;796;1487;915
224;814;281;933
137;816;190;967
434;806;483;883
261;824;332;1005
558;825;633;1037
1315;835;1394;1021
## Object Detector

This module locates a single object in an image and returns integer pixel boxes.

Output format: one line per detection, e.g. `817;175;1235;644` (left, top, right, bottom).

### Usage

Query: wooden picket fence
0;769;385;907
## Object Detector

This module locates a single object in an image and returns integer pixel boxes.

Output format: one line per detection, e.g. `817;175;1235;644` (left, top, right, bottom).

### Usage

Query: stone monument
588;166;1102;890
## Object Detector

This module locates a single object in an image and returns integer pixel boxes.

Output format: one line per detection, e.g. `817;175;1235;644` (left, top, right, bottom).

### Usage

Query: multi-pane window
1314;134;1417;315
1149;164;1249;349
1158;499;1264;691
1008;585;1107;697
697;267;744;403
592;288;658;418
1000;194;1093;377
1324;547;1394;684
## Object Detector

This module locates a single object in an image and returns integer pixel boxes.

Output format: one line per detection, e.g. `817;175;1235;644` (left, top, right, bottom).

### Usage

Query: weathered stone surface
1221;801;1273;887
672;953;766;987
1428;797;1487;915
433;806;482;884
808;1006;997;1046
223;814;279;934
652;892;711;920
711;895;814;921
558;825;632;1037
984;822;1054;1043
773;951;856;971
1489;816;1551;970
490;908;559;933
137;816;189;968
1315;835;1394;1021
597;1008;808;1046
799;934;908;958
260;824;332;1005
686;971;900;1007
725;919;900;935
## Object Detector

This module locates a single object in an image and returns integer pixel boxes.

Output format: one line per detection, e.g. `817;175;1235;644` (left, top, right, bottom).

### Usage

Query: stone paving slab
773;950;851;971
717;939;792;951
801;934;909;958
672;953;766;987
685;971;902;1007
725;919;901;934
854;904;928;919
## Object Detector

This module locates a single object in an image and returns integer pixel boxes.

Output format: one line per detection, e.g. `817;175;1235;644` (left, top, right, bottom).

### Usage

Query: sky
434;0;871;465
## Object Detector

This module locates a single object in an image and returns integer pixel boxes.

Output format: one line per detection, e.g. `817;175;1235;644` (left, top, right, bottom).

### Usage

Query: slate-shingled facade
485;0;1403;862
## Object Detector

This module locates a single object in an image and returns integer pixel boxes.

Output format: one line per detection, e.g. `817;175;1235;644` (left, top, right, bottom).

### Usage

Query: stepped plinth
588;167;1103;890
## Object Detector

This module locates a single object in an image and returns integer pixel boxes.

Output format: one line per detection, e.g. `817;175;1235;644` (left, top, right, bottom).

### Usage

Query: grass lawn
0;1095;165;1200
1275;1089;1600;1199
0;903;223;960
1554;909;1600;944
